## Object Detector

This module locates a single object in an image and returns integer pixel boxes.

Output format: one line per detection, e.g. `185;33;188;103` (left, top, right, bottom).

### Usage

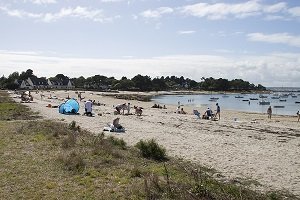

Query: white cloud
42;6;106;22
141;7;173;19
0;6;42;18
247;33;300;47
29;0;57;4
263;2;287;13
21;0;56;4
1;50;300;87
0;6;118;23
177;30;196;35
180;1;288;20
101;0;124;2
288;6;300;17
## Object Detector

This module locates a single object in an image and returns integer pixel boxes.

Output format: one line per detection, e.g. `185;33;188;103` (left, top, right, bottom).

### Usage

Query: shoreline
12;90;300;196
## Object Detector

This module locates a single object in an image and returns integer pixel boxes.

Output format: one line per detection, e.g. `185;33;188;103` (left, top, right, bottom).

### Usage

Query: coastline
13;90;300;196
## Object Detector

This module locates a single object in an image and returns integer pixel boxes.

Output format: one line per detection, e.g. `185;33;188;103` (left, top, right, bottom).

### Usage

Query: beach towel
103;124;125;133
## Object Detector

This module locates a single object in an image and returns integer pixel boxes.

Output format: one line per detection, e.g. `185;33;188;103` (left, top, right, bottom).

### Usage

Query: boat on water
296;101;300;104
222;95;229;98
274;105;285;108
259;95;268;98
242;99;249;101
210;97;219;100
292;95;297;98
279;99;287;102
279;94;289;98
235;95;244;98
271;96;280;99
249;98;258;100
259;100;270;105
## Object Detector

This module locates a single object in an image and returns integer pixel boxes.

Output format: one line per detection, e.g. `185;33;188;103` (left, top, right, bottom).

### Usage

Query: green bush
135;139;167;161
108;136;127;150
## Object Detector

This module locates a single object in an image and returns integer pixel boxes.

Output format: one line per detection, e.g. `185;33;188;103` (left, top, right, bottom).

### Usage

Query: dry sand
14;90;300;196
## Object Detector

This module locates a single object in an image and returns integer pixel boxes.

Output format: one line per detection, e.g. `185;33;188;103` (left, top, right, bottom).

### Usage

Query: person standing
85;99;93;116
267;106;272;119
127;102;131;115
216;103;220;120
297;111;299;122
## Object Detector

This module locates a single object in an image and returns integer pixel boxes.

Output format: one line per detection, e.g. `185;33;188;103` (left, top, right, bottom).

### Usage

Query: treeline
0;69;266;91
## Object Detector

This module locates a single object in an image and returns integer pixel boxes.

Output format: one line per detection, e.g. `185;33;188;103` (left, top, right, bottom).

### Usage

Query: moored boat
273;105;285;108
235;95;244;98
259;101;270;105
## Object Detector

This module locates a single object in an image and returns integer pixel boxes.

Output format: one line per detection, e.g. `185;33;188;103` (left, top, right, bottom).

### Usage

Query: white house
47;79;75;89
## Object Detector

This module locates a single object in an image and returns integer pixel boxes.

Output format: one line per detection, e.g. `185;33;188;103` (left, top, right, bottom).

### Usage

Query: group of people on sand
152;104;166;109
114;102;143;116
176;102;221;120
202;103;220;120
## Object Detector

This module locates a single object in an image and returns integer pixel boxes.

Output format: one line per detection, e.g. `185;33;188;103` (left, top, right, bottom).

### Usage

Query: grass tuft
108;136;127;149
135;139;167;161
59;150;86;172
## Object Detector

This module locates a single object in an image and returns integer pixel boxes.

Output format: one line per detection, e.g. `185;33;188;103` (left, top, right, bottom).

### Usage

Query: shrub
60;151;86;172
135;139;167;161
61;133;76;149
108;136;127;150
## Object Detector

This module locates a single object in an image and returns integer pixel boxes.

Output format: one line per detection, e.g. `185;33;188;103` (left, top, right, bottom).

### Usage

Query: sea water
152;92;300;116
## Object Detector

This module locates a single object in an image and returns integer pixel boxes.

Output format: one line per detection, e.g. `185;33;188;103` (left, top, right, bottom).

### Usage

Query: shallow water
152;93;300;116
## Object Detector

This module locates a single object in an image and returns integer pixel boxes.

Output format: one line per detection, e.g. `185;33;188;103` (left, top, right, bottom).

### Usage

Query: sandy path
16;90;300;196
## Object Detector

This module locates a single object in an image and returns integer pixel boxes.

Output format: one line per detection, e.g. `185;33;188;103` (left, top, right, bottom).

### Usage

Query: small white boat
259;95;268;98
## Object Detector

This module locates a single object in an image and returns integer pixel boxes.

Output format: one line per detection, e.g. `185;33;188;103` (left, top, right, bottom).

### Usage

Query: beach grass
0;91;297;199
0;91;39;120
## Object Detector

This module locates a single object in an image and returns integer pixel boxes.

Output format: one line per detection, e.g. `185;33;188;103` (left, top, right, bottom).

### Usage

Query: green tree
152;77;167;91
131;74;152;91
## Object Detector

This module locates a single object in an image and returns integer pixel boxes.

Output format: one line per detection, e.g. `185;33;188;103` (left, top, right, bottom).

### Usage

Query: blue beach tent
59;98;80;114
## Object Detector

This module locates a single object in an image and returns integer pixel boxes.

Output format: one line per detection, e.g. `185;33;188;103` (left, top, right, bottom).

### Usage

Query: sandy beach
15;90;300;196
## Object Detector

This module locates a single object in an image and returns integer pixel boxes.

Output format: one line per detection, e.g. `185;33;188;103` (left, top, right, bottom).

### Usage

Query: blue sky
0;0;300;87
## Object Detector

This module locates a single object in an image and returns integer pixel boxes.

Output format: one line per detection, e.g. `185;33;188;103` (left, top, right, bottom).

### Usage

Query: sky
0;0;300;87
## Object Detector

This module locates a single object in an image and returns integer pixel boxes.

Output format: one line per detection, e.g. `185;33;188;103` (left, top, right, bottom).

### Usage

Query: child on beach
267;106;272;119
216;103;220;120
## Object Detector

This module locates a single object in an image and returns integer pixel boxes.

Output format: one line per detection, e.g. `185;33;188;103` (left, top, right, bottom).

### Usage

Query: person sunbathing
113;117;123;129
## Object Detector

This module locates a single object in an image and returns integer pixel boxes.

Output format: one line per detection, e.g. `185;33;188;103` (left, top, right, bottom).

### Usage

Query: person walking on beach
297;111;300;122
216;103;220;120
267;106;272;119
